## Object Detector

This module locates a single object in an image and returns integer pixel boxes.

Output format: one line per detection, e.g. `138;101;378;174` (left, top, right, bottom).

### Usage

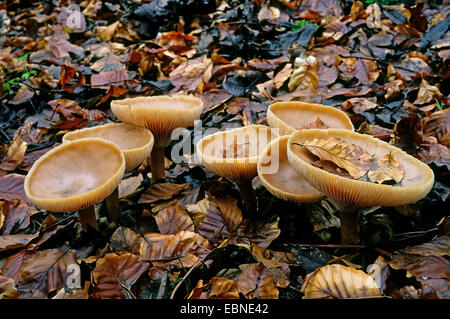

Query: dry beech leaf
273;63;293;89
414;79;444;105
343;58;379;85
368;153;404;184
0;200;38;235
251;246;294;288
0;174;28;203
234;218;281;249
185;197;211;226
0;233;38;252
424;108;450;141
139;231;210;279
297;117;328;130
18;249;78;296
139;183;189;204
0;134;27;171
92;252;149;299
382;79;406;100
237;263;279;299
155;203;194;235
296;138;374;179
118;174;143;198
190;277;239;299
197;196;242;241
109;227;142;255
169;55;213;94
96;21;119;41
301;264;382;299
0;275;16;295
288;56;318;92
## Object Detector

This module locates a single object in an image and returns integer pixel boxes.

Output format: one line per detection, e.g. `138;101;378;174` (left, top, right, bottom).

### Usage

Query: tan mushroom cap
197;125;279;183
287;129;435;209
62;123;154;172
258;135;325;203
24;138;125;213
267;101;354;135
111;95;203;147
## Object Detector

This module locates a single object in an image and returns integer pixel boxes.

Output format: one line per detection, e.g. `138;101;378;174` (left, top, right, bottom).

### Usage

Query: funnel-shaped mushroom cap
287;129;434;209
197;125;279;183
258;136;325;203
62;123;154;172
267;102;354;135
111;95;203;147
24;138;125;213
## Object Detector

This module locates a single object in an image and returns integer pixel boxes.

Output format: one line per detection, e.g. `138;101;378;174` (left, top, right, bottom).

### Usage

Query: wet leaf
139;183;189;204
0;174;28;203
0;233;38;252
92;252;149;299
368;153;405;184
301;264;382;299
155;203;194;235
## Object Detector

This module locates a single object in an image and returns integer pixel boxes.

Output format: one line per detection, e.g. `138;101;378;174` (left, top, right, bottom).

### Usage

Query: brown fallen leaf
169;55;213;94
139;183;189;204
0;233;38;252
342;57;379;85
197;196;242;242
139;231;211;279
301;264;382;299
0;174;28;203
92;252;149;299
190;278;239;299
288;55;318;92
251;246;293;288
0;275;16;297
414;79;444;105
423;108;449;141
237;263;279;299
233;218;281;249
155;203;194;235
118;174;143;199
109;227;142;255
91;69;129;89
342;97;379;114
296;138;374;179
296;117;329;130
0;134;27;172
17;249;78;296
368;153;405;184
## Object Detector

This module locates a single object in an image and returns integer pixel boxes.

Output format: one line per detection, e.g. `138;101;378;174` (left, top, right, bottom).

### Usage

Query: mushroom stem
150;147;166;182
78;206;99;232
236;180;257;217
105;187;119;221
340;209;360;244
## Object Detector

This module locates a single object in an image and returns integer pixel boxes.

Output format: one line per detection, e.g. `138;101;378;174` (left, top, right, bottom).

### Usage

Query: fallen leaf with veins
368;153;405;184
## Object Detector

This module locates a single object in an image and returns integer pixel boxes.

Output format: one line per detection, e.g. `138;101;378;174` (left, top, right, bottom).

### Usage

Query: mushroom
111;95;203;182
62;123;153;220
258;135;325;204
267;101;354;135
24;138;125;231
287;129;435;244
196;125;279;216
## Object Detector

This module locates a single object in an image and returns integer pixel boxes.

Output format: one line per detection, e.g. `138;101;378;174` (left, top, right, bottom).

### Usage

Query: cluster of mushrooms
24;95;203;231
24;97;434;244
196;101;435;244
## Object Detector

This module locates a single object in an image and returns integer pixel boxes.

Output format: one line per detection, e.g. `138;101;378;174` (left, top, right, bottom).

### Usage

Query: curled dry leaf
288;55;318;92
0;275;16;297
155;203;194;235
139;231;210;279
190;277;239;299
368;153;405;184
139;183;189;204
185;197;210;226
92;252;149;299
251;246;294;288
169;55;213;94
295;138;374;179
237;263;279;299
301;264;382;299
424;108;450;141
234;218;281;249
